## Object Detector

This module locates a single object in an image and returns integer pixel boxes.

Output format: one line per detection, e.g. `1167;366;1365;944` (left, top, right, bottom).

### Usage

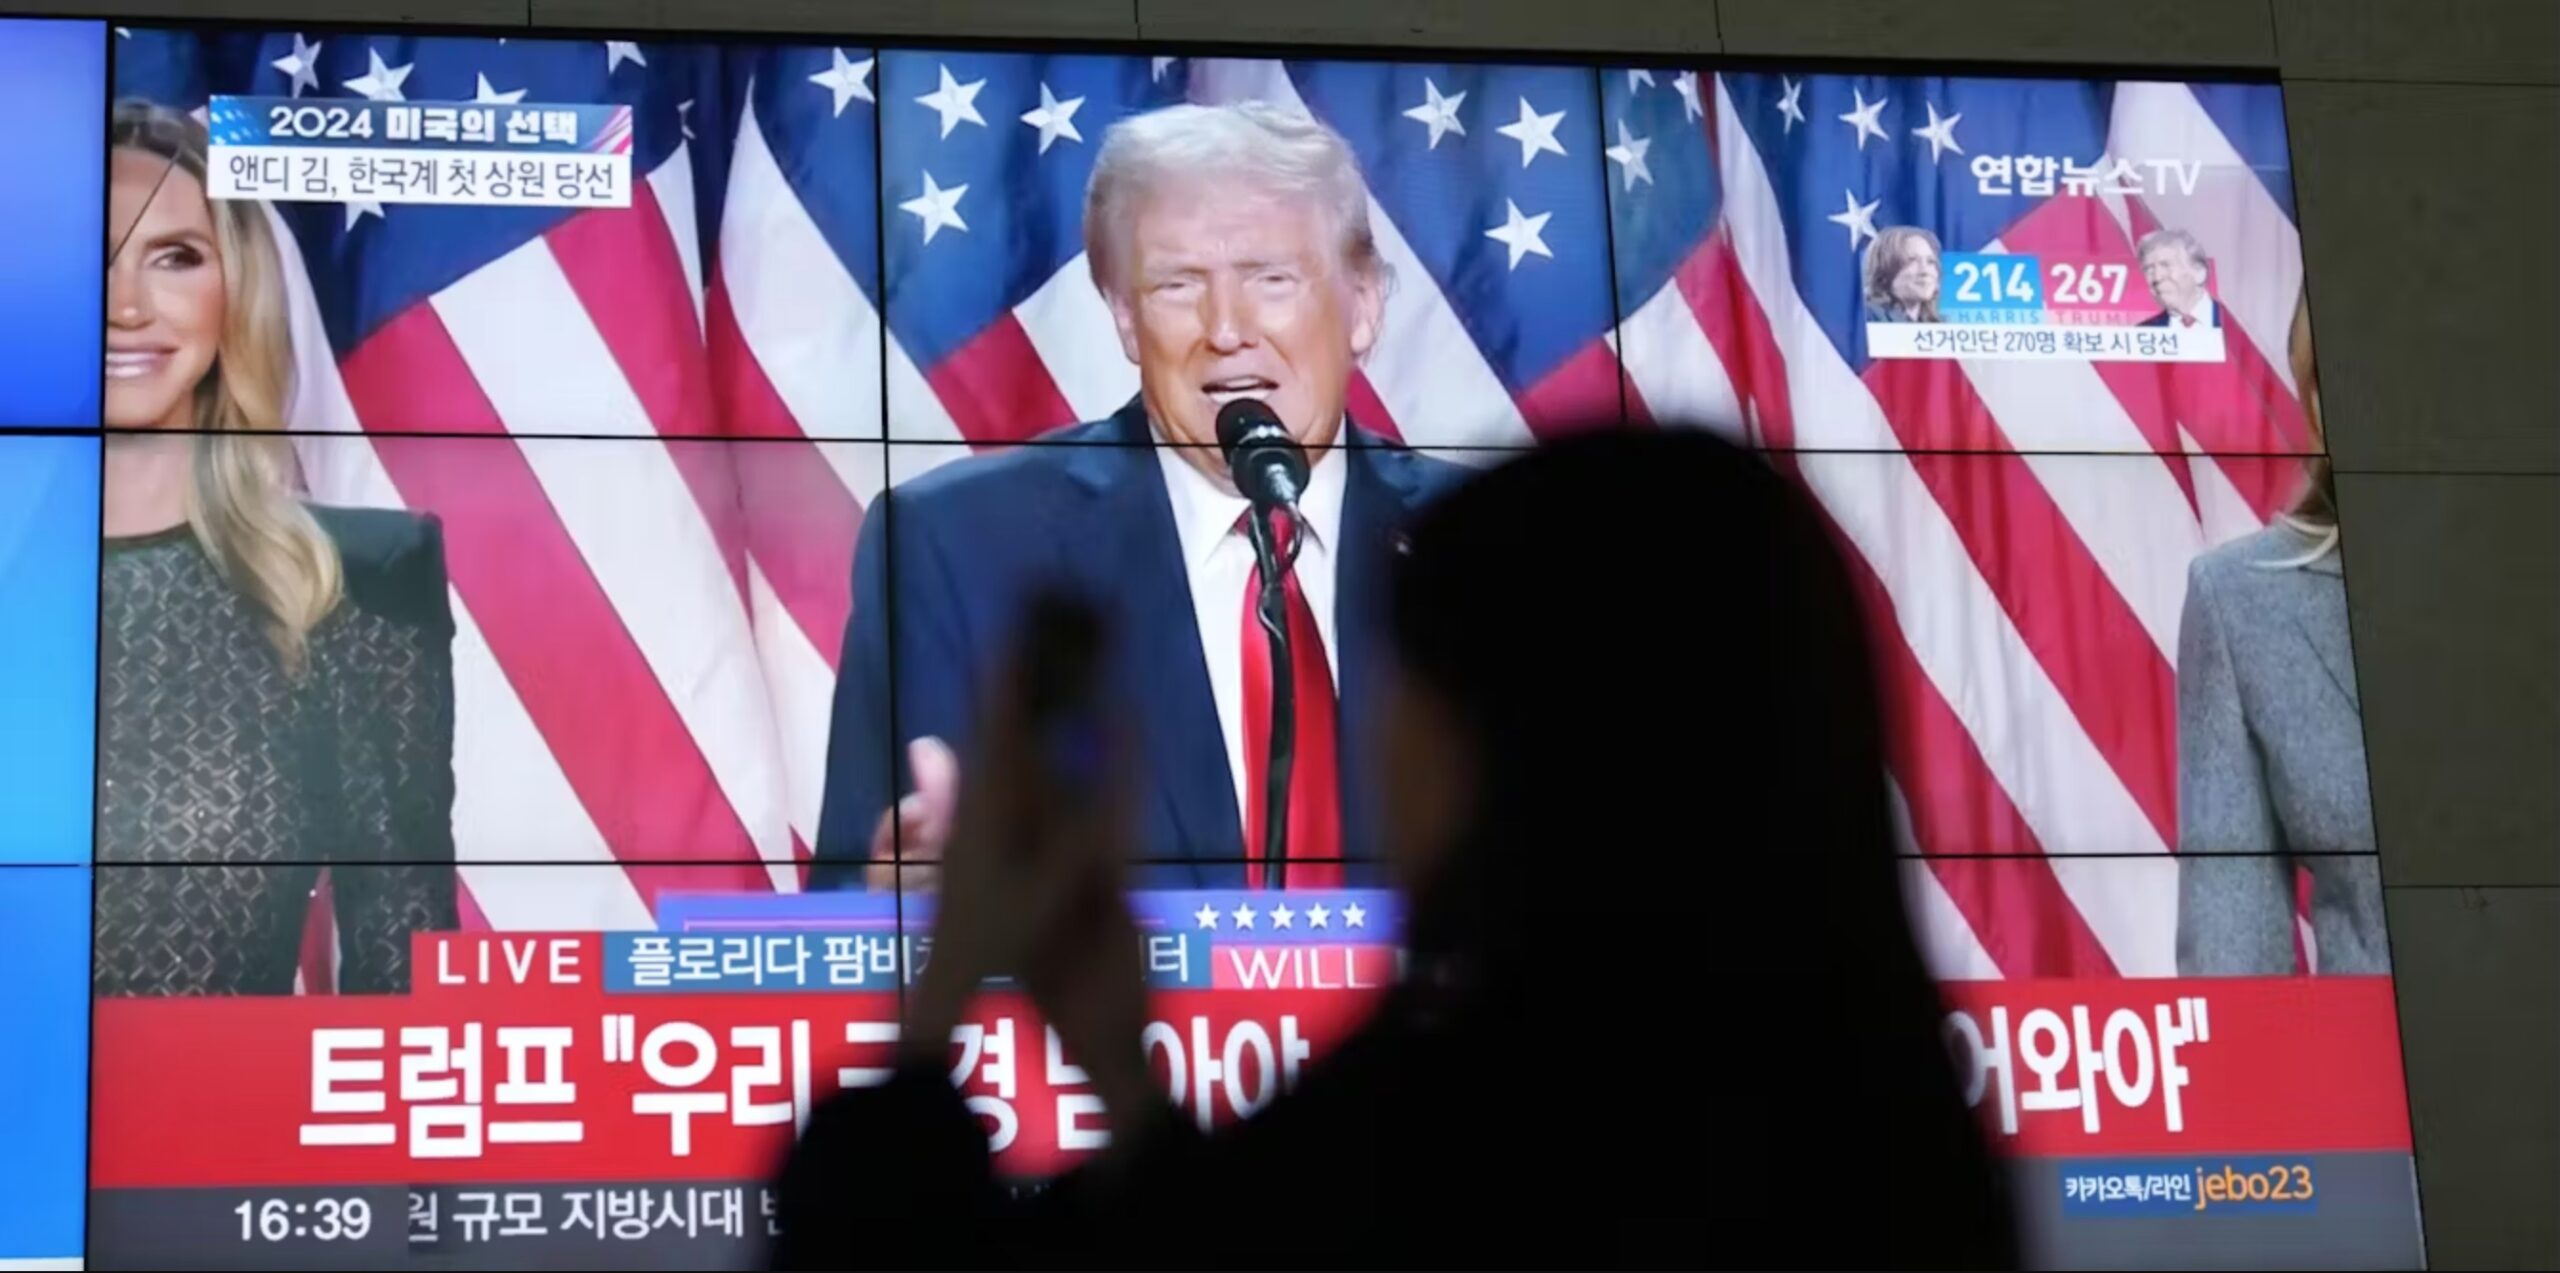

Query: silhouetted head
1372;427;2014;1264
1379;428;1915;1012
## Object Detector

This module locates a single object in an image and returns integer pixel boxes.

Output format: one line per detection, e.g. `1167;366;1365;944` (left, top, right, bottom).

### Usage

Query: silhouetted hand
896;605;1156;1135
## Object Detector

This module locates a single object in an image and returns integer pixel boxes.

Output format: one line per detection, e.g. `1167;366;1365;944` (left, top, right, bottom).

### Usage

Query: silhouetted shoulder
308;505;453;634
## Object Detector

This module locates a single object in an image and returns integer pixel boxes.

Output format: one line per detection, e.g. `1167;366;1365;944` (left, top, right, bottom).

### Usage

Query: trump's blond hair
1082;100;1391;302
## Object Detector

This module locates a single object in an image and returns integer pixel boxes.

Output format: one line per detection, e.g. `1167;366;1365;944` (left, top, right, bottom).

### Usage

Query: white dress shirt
1154;432;1348;824
2169;296;2217;328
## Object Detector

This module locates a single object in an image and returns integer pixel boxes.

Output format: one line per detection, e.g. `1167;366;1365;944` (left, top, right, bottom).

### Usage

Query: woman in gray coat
2175;301;2388;976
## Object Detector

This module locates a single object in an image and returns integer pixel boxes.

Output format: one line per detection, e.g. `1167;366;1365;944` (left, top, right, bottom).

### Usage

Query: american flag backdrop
1603;69;2317;981
116;28;887;958
114;30;2325;986
879;54;2318;982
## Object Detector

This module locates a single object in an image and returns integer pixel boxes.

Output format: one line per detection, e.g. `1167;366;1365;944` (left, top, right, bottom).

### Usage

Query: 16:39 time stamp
233;1196;374;1242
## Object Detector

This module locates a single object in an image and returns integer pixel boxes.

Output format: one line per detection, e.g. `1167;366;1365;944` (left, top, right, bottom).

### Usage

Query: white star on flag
1231;903;1258;930
1271;904;1296;930
1307;904;1332;929
606;41;648;74
1343;904;1367;929
1838;88;1889;149
900;172;969;244
344;49;412;103
1485;199;1555;270
1605;119;1653;190
1495;97;1568;169
1151;57;1179;82
475;74;526;105
1827;187;1880;251
114;26;130;38
1626;68;1656;93
1673;71;1703;121
916;64;988;139
810;48;876;117
1195;904;1220;930
270;33;322;98
344;199;385;230
1776;77;1806;132
1402;78;1467;150
1912;101;1964;163
677;100;695;141
1020;82;1085;154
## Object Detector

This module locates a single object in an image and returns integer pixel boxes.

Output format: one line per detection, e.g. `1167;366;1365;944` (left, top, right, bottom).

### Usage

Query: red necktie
1238;508;1342;889
2180;314;2196;328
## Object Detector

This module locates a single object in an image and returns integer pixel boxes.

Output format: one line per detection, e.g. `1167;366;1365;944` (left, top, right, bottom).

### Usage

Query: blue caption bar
651;888;1402;943
602;929;1217;993
209;95;632;154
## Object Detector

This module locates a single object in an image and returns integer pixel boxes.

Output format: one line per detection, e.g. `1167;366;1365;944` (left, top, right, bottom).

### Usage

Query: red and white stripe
1653;75;2317;980
276;96;884;984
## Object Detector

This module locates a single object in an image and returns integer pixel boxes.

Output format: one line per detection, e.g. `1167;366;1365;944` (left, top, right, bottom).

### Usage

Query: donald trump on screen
813;101;1469;892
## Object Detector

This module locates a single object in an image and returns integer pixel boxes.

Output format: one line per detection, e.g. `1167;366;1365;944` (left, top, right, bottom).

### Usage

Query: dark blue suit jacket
812;402;1471;889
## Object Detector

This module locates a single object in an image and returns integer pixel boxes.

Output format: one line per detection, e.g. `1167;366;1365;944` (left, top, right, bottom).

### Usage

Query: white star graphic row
1397;82;1574;169
1633;69;1963;164
1193;902;1368;931
1796;83;1965;164
1605;65;1703;118
294;37;650;106
898;163;1557;268
800;55;1083;159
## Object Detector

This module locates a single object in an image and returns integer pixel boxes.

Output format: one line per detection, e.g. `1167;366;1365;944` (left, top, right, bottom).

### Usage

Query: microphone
1213;397;1303;888
1215;398;1309;512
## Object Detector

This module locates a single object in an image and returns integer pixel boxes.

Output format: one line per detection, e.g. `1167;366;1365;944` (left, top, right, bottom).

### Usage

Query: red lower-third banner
90;937;2409;1189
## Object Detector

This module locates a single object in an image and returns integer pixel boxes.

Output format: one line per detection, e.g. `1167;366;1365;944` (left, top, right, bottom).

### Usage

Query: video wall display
0;13;2414;1269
